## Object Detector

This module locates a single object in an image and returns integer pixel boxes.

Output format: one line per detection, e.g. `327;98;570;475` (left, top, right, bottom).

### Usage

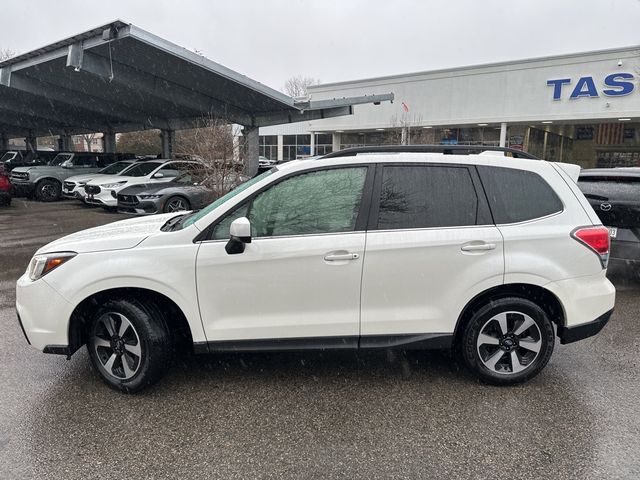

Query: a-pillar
243;126;259;177
26;133;37;152
103;132;116;153
59;134;72;151
332;132;341;152
499;122;507;147
161;129;175;159
0;132;8;151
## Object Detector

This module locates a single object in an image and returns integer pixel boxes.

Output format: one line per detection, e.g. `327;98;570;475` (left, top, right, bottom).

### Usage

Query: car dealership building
259;45;640;168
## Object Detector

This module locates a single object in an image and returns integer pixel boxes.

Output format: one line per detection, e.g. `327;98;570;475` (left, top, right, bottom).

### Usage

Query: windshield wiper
160;214;188;232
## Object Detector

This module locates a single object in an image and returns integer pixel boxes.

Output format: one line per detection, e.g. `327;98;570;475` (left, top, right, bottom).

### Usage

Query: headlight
139;194;162;199
101;181;127;188
78;181;88;186
27;252;77;281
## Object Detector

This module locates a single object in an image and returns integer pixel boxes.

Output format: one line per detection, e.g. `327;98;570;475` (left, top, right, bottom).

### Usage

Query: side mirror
153;172;164;178
225;217;252;255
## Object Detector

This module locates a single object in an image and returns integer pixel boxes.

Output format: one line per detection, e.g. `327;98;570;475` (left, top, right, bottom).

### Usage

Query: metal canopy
0;20;393;138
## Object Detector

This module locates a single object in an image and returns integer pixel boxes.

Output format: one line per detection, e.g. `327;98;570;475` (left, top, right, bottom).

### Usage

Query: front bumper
118;198;162;215
16;273;74;351
10;181;35;196
85;189;118;207
557;309;613;344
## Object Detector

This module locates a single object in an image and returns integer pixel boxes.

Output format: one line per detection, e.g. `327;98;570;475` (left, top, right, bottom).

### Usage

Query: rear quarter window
478;166;563;224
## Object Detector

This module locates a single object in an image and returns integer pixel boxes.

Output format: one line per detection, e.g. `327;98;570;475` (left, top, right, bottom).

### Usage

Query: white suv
16;149;615;392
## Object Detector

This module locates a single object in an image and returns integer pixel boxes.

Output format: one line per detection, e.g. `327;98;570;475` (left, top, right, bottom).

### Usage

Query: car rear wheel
87;298;172;393
35;179;62;202
461;297;555;385
163;196;190;213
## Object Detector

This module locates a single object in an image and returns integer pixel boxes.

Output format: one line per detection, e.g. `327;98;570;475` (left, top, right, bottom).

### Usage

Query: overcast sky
2;0;640;92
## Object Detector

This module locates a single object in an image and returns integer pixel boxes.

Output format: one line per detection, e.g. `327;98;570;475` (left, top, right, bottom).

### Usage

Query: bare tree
81;133;97;152
0;48;14;61
117;130;162;155
175;115;247;198
283;75;320;98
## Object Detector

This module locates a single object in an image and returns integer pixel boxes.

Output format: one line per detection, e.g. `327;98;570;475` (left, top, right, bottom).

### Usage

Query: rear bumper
557;308;613;344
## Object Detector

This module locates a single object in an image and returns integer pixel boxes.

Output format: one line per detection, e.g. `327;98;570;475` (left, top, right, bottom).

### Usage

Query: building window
315;134;333;156
259;135;278;160
283;134;311;161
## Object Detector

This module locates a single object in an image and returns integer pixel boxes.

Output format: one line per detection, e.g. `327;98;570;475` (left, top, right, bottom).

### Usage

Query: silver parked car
117;172;214;215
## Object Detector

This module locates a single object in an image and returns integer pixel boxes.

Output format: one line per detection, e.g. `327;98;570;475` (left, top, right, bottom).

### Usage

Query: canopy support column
58;134;72;151
161;129;175;158
103;132;116;153
243;126;259;177
26;133;37;152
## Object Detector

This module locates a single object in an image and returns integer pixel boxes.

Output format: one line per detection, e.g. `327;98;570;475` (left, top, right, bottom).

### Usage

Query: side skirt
193;333;453;354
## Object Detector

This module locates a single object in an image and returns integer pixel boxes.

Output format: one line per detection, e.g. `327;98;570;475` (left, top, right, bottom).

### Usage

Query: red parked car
0;172;11;206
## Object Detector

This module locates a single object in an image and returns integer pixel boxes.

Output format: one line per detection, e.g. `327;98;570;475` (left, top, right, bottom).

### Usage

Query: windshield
99;161;132;175
121;162;161;177
0;152;17;162
182;170;273;228
50;153;72;166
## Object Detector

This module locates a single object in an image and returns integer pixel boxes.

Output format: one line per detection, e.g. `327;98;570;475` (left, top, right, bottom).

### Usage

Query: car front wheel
35;179;62;202
87;298;172;393
163;195;191;213
461;297;555;385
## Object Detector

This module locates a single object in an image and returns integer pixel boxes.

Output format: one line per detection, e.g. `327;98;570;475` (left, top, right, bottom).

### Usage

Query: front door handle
461;242;496;252
324;252;360;261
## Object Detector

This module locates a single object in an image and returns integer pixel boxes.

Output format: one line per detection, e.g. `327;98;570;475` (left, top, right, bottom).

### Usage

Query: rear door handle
324;252;360;261
461;243;496;252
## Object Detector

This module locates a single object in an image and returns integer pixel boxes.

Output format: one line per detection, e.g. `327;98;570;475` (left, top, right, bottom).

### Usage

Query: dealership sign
547;73;634;100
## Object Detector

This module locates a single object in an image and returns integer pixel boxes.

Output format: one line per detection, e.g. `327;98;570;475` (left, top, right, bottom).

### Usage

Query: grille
10;172;28;181
117;194;139;205
84;185;101;194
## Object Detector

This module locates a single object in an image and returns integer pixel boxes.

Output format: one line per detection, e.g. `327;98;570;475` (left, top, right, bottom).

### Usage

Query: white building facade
260;45;640;168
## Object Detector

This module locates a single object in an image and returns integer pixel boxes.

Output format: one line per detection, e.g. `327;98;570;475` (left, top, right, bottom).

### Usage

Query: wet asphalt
0;199;639;480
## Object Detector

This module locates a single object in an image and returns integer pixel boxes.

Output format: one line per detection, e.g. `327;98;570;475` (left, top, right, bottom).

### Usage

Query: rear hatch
578;174;640;228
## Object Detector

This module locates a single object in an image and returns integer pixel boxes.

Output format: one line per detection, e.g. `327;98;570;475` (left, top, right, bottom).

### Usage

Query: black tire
86;297;172;393
0;193;10;206
163;195;191;213
460;297;555;385
35;179;62;202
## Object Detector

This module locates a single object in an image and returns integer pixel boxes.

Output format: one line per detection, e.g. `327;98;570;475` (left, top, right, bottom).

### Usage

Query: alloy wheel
41;184;57;200
92;312;142;380
476;311;542;375
166;198;187;212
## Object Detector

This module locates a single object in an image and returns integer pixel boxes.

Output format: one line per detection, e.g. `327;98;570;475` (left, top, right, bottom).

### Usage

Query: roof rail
321;145;540;160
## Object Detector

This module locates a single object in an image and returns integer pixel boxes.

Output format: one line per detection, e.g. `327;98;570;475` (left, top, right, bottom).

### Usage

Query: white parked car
62;160;139;200
82;159;202;209
259;155;277;168
16;149;615;392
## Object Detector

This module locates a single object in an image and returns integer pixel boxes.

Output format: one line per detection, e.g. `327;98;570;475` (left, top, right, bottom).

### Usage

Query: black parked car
0;150;59;172
578;168;640;277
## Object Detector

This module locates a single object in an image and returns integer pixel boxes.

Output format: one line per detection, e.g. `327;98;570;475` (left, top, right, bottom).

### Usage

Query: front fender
42;244;207;344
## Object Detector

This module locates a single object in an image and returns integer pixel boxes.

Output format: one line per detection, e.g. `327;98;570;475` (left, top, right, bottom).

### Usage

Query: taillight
571;226;610;268
0;175;10;191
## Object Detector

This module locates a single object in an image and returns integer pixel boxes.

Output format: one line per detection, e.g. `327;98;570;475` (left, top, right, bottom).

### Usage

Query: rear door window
477;166;563;224
375;165;485;229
